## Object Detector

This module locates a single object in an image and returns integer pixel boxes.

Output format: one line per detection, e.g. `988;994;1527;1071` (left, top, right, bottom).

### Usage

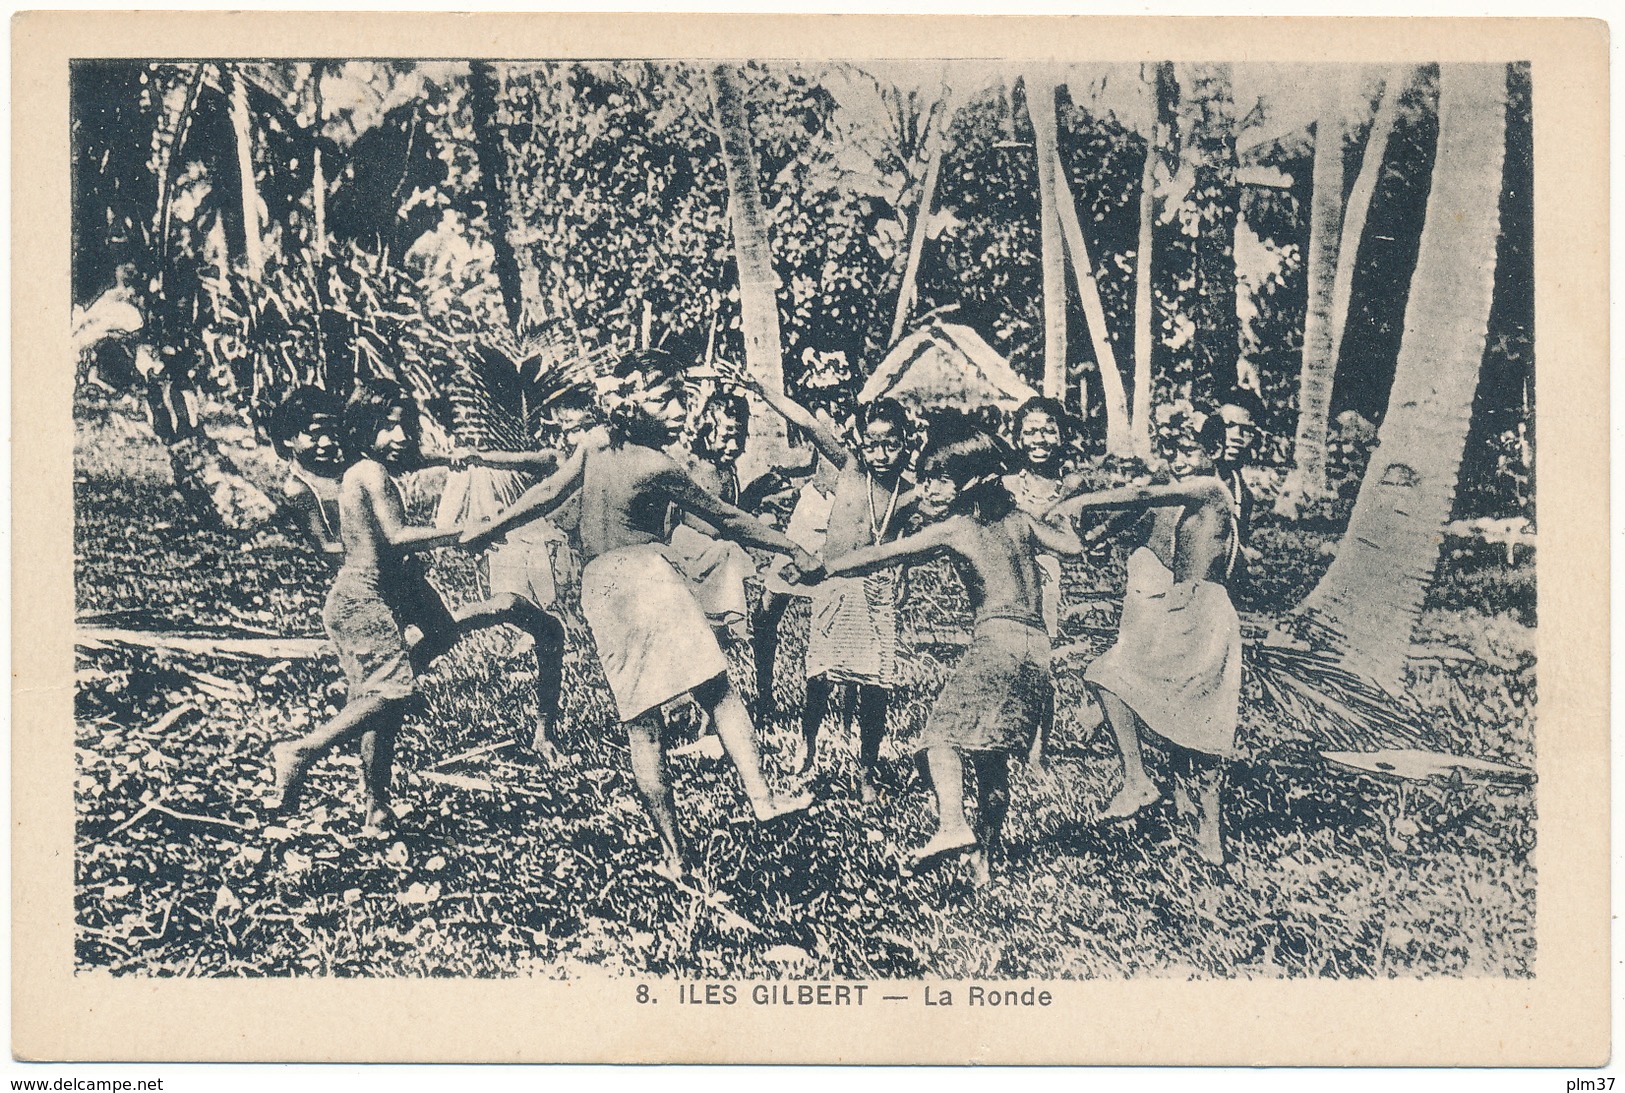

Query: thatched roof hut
859;321;1037;412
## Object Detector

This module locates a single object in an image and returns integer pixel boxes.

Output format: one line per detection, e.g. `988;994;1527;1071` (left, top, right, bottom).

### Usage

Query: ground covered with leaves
74;400;1536;979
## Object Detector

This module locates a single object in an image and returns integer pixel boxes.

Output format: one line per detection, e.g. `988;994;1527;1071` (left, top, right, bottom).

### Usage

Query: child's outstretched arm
462;443;591;549
1047;478;1219;523
458;447;564;473
655;462;822;578
825;521;955;579
356;464;462;552
723;365;852;468
1025;511;1087;558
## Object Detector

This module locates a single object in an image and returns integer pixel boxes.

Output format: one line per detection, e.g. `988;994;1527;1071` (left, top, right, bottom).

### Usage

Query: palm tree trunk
310;65;328;257
1299;63;1508;694
711;63;789;470
1026;75;1067;401
227;68;265;282
1276;74;1347;518
891;95;948;347
1051;142;1131;458
1329;65;1418;364
468;62;525;331
1131;63;1176;463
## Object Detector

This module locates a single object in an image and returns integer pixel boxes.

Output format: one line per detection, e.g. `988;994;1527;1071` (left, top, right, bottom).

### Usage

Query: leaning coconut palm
1296;63;1509;696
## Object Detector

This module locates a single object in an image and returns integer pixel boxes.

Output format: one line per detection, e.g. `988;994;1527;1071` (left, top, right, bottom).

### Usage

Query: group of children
262;348;1246;881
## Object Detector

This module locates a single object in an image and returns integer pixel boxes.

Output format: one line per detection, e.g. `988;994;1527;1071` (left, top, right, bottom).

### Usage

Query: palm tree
1275;71;1348;519
1298;63;1508;694
1131;62;1178;462
1026;74;1068;402
1330;66;1420;366
226;67;267;282
711;63;789;469
891;92;950;347
467;62;526;332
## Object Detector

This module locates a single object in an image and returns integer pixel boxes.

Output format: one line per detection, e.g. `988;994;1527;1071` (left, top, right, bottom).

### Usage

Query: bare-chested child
818;421;1085;882
725;364;915;803
267;385;349;567
265;390;465;837
1048;424;1243;864
464;349;821;881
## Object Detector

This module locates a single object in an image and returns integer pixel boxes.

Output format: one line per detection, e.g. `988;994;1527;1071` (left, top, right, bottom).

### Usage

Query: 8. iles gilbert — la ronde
676;983;1055;1006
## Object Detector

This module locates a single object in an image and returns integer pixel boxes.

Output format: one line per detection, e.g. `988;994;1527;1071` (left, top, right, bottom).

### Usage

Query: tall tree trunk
227;68;265;282
891;95;948;347
1026;75;1067;401
1276;74;1347;518
1330;65;1417;365
310;65;328;257
1130;63;1176;463
711;63;789;471
1050;139;1131;457
468;62;525;331
1298;63;1507;694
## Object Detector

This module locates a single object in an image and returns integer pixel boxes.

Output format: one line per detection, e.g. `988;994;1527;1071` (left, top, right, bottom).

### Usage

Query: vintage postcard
12;11;1609;1065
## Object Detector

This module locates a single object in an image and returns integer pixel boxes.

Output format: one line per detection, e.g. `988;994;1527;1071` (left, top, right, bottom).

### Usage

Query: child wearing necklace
736;369;914;804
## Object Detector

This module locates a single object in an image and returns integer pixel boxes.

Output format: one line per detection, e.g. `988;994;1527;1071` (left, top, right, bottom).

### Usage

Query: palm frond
1245;641;1450;753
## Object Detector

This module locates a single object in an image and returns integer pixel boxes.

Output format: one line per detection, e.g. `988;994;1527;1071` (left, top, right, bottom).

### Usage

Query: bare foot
1100;781;1160;821
793;743;817;777
904;827;978;875
526;725;567;765
263;742;307;816
968;849;992;888
650;858;695;888
670;734;725;762
859;779;880;805
751;789;814;822
359;805;397;840
1194;810;1225;865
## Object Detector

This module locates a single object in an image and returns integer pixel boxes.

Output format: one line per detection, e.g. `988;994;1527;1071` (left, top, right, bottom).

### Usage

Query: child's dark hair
268;385;343;459
1197;413;1228;457
919;419;1017;523
854;396;911;439
604;348;686;448
611;347;685;384
1011;395;1070;440
691;390;750;455
345;380;420;458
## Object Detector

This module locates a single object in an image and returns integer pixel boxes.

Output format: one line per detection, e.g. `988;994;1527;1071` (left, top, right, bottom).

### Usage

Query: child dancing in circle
1049;424;1242;864
732;365;914;803
465;350;821;882
819;421;1084;881
265;389;466;836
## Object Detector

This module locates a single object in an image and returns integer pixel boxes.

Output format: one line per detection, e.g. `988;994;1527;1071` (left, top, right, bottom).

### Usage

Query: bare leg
1191;754;1226;865
752;591;790;722
624;712;686;878
855;683;889;803
358;713;401;836
451;593;568;758
267;692;400;814
971;751;1011;861
1095;687;1160;819
797;675;833;776
698;675;812;821
910;747;978;869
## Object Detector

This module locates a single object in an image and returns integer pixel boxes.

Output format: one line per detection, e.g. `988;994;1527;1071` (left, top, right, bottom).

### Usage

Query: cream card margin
11;11;1610;1065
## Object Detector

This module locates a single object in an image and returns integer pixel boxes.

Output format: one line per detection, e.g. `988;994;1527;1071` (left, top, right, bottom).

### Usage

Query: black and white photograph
15;9;1608;1067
